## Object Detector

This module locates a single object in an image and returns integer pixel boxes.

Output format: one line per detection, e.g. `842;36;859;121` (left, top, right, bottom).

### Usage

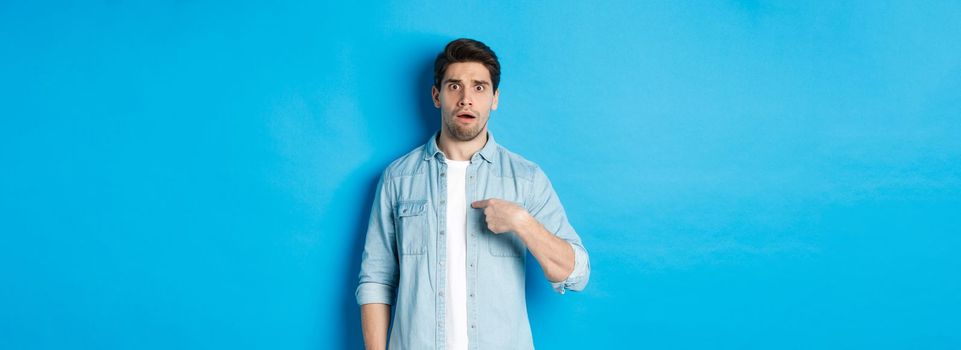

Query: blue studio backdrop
2;1;960;349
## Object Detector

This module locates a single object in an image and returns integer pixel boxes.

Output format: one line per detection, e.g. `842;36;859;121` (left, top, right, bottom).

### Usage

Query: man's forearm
516;217;575;282
361;303;390;350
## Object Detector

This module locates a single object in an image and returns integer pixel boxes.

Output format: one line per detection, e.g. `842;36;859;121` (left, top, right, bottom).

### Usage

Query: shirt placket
467;155;480;349
436;157;448;348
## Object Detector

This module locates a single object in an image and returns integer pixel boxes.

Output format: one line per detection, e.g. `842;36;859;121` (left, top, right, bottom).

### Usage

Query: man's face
432;62;499;142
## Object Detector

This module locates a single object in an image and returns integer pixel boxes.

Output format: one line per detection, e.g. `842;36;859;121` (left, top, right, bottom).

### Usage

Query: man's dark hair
433;38;501;91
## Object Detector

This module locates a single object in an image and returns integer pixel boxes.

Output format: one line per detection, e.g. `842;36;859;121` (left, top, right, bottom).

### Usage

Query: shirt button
471;324;476;329
440;172;446;177
440;260;445;266
440;230;445;235
439;291;445;297
469;293;475;297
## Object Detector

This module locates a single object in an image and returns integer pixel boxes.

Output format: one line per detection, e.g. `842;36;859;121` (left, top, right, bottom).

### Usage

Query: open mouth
456;112;476;121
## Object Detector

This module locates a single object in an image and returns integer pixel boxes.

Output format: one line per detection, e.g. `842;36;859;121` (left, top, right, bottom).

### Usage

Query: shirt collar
423;130;497;164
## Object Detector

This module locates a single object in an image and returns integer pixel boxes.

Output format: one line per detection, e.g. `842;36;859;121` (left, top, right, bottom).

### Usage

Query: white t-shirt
444;159;470;349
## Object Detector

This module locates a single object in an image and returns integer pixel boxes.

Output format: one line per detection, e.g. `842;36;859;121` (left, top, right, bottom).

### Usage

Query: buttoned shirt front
356;131;591;349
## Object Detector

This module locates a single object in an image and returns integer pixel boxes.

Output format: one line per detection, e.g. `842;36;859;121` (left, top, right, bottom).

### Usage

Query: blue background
2;1;960;349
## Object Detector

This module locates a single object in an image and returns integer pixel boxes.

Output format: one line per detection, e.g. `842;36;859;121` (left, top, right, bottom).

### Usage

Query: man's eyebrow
442;79;490;86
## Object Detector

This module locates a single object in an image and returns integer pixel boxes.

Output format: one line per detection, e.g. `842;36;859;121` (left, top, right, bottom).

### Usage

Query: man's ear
491;88;500;111
431;85;441;108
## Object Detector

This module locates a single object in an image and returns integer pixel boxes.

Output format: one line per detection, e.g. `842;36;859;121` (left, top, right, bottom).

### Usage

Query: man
356;38;590;350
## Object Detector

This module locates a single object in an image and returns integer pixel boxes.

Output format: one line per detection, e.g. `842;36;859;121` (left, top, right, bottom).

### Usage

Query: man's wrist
514;213;539;238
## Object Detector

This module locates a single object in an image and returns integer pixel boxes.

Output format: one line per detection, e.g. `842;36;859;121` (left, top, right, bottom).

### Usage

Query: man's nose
458;93;472;106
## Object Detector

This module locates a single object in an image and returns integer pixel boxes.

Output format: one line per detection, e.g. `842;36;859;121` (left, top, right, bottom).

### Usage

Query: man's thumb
471;199;489;209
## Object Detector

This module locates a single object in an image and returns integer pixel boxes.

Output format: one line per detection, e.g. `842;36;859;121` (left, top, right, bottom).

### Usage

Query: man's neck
438;130;488;161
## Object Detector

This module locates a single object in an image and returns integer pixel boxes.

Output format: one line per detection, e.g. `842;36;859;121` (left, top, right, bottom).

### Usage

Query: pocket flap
397;200;427;217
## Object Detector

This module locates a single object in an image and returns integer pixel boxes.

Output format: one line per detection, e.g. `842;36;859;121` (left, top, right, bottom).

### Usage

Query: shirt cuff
550;242;590;294
356;282;396;305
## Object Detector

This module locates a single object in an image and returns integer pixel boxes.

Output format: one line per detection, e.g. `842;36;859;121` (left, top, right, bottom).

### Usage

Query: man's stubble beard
444;114;488;142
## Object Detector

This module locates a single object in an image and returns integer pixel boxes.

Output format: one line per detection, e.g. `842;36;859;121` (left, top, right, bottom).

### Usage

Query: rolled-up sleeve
356;170;400;305
527;166;591;294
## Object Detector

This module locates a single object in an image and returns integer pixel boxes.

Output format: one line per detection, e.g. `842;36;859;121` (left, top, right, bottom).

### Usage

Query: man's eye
475;85;485;92
449;84;460;90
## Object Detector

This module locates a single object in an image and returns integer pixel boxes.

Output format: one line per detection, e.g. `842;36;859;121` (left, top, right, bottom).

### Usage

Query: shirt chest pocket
395;200;428;255
481;196;526;258
488;231;525;258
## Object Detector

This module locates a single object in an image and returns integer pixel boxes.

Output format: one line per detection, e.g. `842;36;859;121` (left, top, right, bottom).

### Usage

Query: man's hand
471;198;533;234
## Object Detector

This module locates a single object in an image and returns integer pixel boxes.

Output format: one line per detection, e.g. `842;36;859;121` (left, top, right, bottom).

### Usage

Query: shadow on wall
336;35;444;349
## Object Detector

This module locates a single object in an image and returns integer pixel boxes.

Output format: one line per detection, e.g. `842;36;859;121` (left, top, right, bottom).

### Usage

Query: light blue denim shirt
356;131;590;349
